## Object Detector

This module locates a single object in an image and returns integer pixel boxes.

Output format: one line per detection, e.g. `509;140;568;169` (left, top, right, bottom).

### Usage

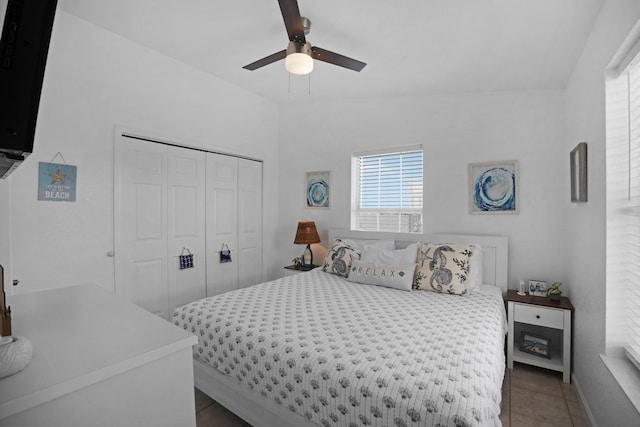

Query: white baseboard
571;373;597;427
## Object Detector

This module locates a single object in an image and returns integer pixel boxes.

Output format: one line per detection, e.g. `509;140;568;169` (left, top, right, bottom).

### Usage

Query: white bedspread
174;269;506;427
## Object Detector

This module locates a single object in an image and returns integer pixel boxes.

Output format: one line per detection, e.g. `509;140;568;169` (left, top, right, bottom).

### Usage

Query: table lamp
294;221;321;268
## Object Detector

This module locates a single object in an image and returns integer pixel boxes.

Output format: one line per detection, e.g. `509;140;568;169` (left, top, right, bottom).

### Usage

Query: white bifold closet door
205;154;238;295
115;136;263;317
115;136;206;319
206;153;263;296
237;158;263;288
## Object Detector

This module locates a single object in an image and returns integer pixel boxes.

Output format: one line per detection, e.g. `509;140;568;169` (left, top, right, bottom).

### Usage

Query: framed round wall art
468;160;519;214
305;170;330;209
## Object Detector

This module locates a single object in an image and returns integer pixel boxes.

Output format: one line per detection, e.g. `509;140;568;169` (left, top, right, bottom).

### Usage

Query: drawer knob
536;315;540;319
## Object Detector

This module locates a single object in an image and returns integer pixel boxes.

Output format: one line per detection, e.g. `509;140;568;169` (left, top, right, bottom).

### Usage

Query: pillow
361;243;419;266
342;238;395;251
322;239;361;277
413;242;476;295
477;283;503;300
468;244;483;291
346;260;415;291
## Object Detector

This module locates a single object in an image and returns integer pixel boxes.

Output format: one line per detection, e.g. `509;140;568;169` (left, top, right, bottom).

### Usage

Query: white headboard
328;229;508;294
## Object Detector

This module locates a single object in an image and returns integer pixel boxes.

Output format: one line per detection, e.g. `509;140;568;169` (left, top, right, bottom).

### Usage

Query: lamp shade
294;221;321;245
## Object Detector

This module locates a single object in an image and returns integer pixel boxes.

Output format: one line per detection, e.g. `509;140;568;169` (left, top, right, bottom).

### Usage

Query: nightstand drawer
514;303;564;329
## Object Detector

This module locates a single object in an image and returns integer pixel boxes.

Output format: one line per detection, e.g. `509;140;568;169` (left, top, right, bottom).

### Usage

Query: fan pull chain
286;72;312;100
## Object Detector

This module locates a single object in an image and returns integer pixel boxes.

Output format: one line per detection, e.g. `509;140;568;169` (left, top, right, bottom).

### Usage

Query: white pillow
468;244;483;291
346;260;415;291
342;238;395;252
361;243;418;265
478;283;502;299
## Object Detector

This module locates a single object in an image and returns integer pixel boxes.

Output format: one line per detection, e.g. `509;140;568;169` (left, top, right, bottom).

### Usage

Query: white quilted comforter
174;269;506;427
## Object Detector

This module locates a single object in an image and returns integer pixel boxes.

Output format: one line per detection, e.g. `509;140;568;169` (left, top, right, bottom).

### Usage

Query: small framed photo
528;280;547;297
520;331;551;359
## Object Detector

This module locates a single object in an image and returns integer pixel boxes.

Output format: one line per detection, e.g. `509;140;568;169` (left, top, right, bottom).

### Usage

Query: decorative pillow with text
347;260;415;291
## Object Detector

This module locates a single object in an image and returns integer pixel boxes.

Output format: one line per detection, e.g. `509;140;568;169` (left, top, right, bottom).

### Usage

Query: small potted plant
548;282;562;301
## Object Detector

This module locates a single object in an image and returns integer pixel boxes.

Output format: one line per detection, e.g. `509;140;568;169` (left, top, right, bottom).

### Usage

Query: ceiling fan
242;0;366;75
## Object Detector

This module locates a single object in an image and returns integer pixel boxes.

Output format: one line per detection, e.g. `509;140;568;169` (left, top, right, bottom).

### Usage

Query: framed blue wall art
305;171;330;209
469;160;518;214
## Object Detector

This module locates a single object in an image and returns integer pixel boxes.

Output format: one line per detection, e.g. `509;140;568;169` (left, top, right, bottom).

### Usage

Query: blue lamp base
302;244;314;268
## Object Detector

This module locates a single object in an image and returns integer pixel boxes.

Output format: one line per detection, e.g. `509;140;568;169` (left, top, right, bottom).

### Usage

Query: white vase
0;336;33;379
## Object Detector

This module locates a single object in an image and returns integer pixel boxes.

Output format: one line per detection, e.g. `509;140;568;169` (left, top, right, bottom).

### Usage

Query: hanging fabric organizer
179;247;194;270
220;244;232;263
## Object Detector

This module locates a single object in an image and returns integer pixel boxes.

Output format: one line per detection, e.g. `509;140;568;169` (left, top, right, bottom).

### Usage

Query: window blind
607;56;640;369
627;60;640;368
351;147;423;233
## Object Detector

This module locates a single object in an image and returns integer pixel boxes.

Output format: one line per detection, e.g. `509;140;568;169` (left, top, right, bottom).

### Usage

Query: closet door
238;159;263;288
167;146;206;312
115;137;169;318
206;153;239;296
115;136;206;319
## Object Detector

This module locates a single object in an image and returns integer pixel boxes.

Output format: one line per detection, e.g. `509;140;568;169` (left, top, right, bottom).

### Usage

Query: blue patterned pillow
414;242;475;295
322;239;360;277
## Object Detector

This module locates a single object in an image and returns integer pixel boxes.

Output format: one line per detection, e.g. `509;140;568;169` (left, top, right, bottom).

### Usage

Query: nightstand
284;264;316;276
506;290;574;383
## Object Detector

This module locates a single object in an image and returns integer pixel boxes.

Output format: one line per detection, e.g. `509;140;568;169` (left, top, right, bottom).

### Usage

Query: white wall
565;0;640;424
1;10;280;294
0;179;11;295
3;4;638;424
278;90;567;289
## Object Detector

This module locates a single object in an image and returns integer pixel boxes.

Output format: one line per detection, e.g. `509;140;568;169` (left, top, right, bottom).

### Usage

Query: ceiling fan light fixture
285;41;313;75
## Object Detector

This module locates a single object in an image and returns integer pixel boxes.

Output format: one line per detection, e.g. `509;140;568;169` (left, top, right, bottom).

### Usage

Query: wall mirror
570;142;587;203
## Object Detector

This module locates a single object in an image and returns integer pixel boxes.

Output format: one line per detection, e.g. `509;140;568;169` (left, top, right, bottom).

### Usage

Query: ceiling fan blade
311;47;366;72
278;0;305;43
243;50;287;71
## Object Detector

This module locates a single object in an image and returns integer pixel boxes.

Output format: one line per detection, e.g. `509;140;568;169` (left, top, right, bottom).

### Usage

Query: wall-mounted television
0;0;58;178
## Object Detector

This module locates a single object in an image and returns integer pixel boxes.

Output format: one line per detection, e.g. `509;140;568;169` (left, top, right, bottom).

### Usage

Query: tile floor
195;362;589;427
500;363;588;427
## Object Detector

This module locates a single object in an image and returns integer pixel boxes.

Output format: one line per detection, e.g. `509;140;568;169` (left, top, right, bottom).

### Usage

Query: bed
174;229;508;427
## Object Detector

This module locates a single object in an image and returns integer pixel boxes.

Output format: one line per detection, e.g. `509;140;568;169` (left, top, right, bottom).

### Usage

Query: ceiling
58;0;604;104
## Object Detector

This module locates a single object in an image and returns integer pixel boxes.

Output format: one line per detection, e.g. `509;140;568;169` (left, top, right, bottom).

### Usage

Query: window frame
604;32;640;413
350;145;424;233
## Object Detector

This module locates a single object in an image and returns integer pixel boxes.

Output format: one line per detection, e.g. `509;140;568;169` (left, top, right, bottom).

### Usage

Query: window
606;48;640;370
351;145;423;233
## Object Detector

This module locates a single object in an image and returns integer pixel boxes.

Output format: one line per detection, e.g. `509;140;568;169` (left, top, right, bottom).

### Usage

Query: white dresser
0;284;198;426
